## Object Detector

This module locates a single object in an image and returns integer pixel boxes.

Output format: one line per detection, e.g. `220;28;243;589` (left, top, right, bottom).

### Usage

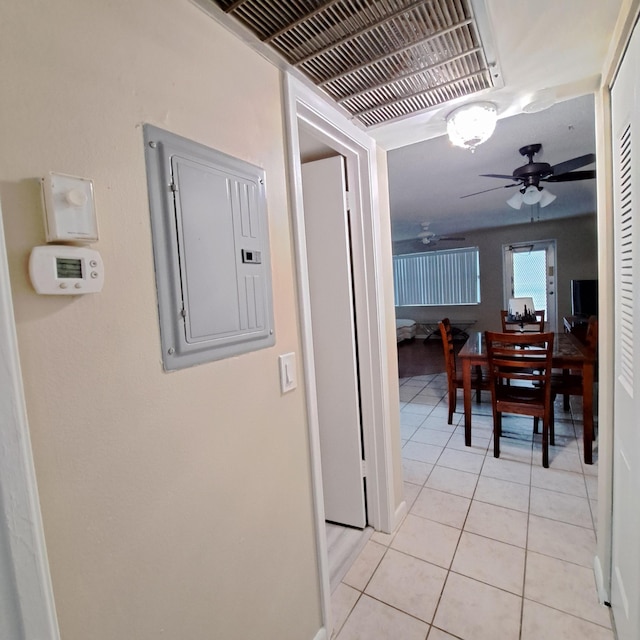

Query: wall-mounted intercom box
143;124;275;370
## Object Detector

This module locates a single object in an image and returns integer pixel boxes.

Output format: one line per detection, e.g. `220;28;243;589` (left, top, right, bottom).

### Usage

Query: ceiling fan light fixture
446;102;498;152
506;192;524;209
539;188;557;207
522;185;543;205
506;186;556;210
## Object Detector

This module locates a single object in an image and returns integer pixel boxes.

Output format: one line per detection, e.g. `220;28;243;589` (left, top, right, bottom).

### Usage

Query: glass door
503;240;557;332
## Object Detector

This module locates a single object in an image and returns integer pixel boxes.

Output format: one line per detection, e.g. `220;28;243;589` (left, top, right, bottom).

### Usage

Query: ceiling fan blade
460;184;518;199
545;170;596;182
479;173;515;180
550;153;596;175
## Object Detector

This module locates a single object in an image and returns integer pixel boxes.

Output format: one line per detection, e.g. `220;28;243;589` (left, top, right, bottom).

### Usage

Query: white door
610;17;640;640
503;240;557;331
301;156;366;528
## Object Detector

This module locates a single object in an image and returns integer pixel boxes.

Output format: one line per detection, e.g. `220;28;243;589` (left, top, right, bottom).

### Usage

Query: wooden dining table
458;331;596;464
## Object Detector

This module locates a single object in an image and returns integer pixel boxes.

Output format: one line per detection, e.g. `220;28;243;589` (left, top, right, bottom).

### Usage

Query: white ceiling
378;0;622;242
298;1;621;242
388;94;597;241
371;0;622;150
208;0;624;242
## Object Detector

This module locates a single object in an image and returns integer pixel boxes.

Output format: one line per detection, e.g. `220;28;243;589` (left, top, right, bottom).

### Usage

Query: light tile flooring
331;373;613;640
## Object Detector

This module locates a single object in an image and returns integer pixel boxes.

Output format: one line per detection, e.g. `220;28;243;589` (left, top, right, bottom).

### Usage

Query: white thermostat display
29;245;104;295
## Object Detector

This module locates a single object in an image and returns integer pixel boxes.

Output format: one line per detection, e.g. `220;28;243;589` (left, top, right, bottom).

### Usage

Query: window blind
393;247;480;306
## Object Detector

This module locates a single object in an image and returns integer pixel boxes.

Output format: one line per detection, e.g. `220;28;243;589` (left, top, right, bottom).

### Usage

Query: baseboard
594;554;610;605
329;526;373;592
392;500;407;532
312;626;328;640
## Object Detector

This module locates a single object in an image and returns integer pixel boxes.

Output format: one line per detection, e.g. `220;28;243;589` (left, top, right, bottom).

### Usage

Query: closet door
301;156;366;529
610;17;640;640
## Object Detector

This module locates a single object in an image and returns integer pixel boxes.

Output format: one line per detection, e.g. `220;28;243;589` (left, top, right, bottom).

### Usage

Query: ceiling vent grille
210;0;498;127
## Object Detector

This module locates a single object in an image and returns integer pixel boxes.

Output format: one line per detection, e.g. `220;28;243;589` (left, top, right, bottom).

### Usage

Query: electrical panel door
144;125;274;370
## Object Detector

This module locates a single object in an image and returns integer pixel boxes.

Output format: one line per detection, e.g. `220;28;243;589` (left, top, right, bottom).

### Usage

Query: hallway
331;372;612;639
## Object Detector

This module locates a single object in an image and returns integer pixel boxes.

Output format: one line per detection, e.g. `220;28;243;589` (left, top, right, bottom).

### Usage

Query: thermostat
29;245;104;295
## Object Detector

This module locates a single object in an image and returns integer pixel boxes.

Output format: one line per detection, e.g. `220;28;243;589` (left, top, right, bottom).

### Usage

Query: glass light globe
446;102;498;151
522;185;542;205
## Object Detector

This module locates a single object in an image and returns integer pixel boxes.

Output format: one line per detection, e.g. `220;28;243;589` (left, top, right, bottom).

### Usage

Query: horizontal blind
393;247;480;306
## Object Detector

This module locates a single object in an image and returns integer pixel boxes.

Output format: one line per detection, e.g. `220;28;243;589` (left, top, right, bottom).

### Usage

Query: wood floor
396;336;461;378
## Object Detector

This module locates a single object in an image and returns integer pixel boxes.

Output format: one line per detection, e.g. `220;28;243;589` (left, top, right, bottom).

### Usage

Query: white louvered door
610;17;640;640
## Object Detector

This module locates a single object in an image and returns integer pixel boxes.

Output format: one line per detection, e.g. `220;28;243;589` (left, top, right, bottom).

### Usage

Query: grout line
519;444;535;639
338;374;605;639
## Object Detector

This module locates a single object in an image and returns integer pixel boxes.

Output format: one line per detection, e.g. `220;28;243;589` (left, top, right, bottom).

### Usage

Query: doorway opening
300;150;372;589
503;240;557;331
285;75;402;633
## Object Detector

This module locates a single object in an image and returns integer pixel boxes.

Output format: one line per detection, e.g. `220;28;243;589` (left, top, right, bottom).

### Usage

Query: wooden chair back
585;316;598;353
552;314;599;406
438;318;457;380
485;331;555;467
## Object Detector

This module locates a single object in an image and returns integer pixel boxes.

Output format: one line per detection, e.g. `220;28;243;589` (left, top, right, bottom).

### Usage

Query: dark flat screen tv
571;279;598;318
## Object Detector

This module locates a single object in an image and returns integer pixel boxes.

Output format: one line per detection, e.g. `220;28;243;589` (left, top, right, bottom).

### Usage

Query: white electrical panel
41;172;99;242
29;245;104;295
144;124;275;371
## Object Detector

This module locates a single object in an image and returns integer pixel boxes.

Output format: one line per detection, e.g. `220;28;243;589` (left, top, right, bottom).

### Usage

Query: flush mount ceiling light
446;102;498;151
506;185;557;210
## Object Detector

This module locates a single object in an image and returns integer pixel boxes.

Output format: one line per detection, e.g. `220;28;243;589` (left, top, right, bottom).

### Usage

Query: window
512;249;547;311
393;247;480;306
502;240;557;331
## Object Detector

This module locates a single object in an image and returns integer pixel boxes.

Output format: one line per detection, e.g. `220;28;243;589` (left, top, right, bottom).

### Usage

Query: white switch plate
278;352;297;393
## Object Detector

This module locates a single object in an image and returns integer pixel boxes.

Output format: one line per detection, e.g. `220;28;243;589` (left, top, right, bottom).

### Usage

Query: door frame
284;75;404;633
0;200;60;639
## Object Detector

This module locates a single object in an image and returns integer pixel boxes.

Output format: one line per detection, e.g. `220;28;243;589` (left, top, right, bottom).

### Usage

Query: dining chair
551;316;598;428
439;318;490;425
500;309;545;333
485;331;555;468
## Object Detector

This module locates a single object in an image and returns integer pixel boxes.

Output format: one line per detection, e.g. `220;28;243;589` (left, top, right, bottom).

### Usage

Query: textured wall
0;1;321;638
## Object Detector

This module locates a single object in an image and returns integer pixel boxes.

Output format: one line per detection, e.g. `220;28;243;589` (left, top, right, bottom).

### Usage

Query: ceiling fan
461;143;596;208
417;223;465;245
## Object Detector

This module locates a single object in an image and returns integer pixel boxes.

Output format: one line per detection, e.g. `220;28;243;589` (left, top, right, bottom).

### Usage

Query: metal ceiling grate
211;0;496;127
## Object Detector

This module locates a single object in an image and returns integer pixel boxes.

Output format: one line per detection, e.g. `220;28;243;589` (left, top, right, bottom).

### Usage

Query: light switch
279;352;297;393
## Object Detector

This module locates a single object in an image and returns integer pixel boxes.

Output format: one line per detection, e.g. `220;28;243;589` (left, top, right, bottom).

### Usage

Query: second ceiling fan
462;143;596;209
418;223;465;245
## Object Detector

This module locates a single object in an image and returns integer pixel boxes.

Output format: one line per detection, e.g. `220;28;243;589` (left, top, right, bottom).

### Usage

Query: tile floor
331;373;613;640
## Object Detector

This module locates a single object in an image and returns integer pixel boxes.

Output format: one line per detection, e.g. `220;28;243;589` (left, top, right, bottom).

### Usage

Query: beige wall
0;1;322;638
393;214;598;331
